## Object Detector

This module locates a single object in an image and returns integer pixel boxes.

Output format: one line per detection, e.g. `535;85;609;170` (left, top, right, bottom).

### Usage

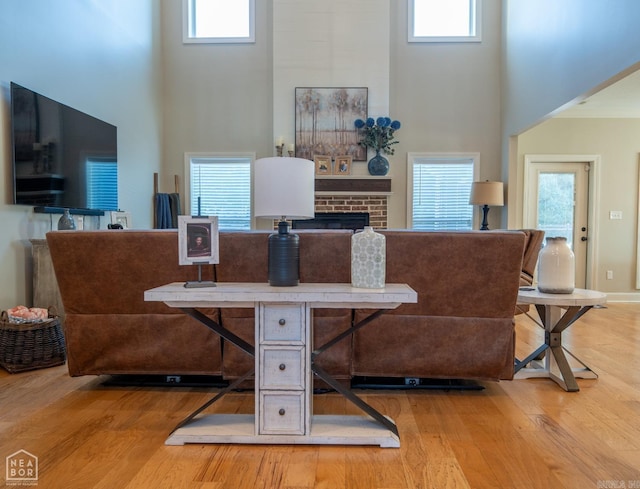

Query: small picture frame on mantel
334;155;352;175
314;155;332;175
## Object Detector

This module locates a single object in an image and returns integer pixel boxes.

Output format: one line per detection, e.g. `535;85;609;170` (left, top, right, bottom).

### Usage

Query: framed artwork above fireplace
295;87;368;162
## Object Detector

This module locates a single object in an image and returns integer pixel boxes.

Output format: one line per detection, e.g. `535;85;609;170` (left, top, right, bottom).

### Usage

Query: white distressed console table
144;282;417;447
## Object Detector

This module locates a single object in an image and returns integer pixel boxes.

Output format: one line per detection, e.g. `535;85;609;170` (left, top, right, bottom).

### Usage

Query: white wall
503;0;640;227
160;0;504;230
503;0;640;138
517;118;640;296
391;0;503;228
502;0;640;300
272;0;390;159
160;0;272;213
0;0;162;309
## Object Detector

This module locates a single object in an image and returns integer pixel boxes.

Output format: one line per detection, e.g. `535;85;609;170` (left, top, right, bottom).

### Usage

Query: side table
515;287;606;392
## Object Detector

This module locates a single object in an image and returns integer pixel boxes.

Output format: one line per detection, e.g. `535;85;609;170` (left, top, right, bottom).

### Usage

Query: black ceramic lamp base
480;205;490;231
268;221;300;286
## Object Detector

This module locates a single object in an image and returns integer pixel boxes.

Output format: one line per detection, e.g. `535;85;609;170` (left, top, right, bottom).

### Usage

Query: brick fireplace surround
314;195;388;229
313;177;391;229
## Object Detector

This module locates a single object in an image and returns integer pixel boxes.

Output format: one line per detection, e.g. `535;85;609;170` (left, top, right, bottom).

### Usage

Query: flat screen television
10;82;118;212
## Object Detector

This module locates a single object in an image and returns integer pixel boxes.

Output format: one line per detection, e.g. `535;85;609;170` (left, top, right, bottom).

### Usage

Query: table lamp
469;181;504;230
254;157;315;286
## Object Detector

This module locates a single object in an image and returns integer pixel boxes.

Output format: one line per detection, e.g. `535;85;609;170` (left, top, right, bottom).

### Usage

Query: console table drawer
260;346;305;389
261;304;305;343
259;392;305;435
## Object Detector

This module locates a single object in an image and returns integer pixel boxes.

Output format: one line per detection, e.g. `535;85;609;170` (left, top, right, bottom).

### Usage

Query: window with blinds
86;158;118;210
188;154;252;230
408;154;478;230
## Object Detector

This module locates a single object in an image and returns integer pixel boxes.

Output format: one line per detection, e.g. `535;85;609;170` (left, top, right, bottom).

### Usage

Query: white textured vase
537;236;575;294
351;226;385;289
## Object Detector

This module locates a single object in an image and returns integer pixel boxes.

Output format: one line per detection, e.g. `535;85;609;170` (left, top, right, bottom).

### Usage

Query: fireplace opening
292;212;370;231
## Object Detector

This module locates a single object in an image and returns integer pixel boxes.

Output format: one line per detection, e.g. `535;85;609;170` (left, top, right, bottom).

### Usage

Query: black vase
368;151;389;176
268;221;300;286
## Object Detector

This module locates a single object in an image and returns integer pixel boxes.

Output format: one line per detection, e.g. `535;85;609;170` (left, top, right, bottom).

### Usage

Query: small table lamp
254;157;315;286
469;181;504;230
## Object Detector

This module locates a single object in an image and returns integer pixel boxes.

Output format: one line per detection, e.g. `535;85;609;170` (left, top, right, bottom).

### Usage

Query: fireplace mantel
314;177;391;195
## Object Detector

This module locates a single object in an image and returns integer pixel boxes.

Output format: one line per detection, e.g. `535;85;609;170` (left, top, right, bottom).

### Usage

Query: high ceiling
555;69;640;118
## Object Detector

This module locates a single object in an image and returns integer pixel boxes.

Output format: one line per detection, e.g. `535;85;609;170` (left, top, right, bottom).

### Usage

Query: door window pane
537;172;575;248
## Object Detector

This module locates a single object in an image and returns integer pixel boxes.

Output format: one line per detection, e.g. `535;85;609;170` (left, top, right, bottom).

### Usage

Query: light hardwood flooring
1;303;639;488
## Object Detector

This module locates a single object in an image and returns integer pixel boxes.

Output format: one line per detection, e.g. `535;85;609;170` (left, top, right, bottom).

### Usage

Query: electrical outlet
606;270;613;280
609;210;623;220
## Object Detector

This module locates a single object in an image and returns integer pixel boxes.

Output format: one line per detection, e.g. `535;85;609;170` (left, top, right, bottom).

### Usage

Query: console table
144;282;417;447
515;287;606;392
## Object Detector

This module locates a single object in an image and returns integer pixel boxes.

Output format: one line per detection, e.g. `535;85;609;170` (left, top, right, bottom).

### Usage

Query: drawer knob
279;363;286;371
279;408;286;416
279;319;286;326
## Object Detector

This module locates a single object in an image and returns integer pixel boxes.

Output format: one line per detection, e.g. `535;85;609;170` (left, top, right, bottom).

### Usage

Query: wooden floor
1;303;639;488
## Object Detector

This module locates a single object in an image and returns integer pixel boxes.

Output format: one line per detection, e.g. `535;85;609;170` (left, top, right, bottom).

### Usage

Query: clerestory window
409;0;481;43
183;0;255;44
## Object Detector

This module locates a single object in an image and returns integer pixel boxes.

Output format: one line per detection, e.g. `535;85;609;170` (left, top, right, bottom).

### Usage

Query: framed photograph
110;211;132;229
314;155;332;175
178;215;219;265
334;155;352;175
295;87;368;161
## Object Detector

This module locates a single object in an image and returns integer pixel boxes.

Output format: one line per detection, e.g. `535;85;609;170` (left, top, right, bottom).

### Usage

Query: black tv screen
10;82;118;211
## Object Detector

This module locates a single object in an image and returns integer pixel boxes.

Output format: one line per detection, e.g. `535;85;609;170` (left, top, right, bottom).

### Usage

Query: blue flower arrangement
354;117;402;155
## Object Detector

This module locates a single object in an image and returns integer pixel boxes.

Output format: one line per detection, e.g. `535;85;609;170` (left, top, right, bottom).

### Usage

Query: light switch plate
609;210;623;220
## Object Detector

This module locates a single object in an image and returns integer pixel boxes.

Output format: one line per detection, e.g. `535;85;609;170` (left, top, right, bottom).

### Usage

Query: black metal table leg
311;309;398;436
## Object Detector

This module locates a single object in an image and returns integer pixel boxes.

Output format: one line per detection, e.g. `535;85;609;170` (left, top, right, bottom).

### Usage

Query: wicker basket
0;309;66;373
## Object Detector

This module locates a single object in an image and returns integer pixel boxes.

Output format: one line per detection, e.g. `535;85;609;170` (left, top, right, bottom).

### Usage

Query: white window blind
189;155;252;230
410;155;475;230
86;158;118;211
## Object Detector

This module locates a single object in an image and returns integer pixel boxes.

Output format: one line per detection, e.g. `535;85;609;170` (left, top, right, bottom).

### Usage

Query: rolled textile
155;193;172;229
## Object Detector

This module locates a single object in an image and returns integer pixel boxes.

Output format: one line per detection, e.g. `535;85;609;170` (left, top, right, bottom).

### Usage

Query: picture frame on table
334;155;352;175
178;215;219;266
314;155;332;175
110;211;132;229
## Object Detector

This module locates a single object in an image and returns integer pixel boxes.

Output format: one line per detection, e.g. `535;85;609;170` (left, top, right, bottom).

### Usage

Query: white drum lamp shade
469;181;504;230
254;157;315;286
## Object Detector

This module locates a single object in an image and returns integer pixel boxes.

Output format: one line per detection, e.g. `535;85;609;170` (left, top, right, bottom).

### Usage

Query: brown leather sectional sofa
46;228;526;382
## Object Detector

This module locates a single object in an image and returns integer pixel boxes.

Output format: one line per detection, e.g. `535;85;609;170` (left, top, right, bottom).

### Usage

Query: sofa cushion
217;230;354;381
352;230;525;381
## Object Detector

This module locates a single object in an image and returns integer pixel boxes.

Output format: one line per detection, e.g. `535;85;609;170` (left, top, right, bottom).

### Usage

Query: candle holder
276;144;284;157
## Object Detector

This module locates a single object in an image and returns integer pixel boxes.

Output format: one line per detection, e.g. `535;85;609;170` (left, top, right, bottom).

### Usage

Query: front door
524;158;592;288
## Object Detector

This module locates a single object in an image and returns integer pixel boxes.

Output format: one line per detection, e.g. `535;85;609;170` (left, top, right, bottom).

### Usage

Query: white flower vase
351;227;386;288
537;237;575;294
